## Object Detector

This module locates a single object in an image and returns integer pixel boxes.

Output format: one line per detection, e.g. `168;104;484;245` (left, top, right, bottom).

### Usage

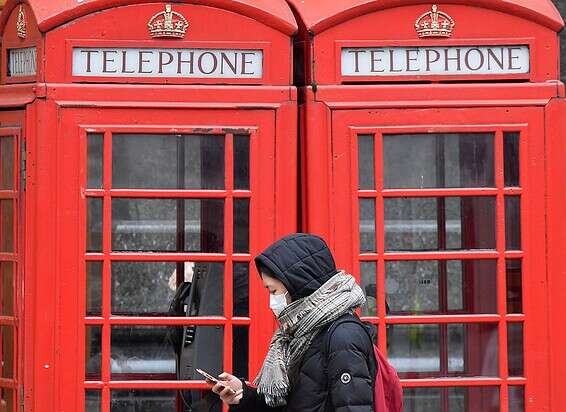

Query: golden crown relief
415;4;455;38
16;5;27;39
147;4;189;39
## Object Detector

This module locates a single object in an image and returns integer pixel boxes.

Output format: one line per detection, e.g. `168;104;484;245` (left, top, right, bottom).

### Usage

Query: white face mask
269;292;288;317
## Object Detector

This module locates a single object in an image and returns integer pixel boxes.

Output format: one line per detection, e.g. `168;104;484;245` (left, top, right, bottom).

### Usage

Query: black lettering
405;49;419;72
81;50;99;73
177;51;194;74
138;50;153;74
508;47;523;70
370;50;385;73
158;51;174;74
348;50;366;73
102;50;117;73
426;49;441;71
389;49;402;72
198;52;218;75
487;48;504;70
444;48;462;71
220;52;238;75
240;52;256;75
121;51;135;74
464;48;484;71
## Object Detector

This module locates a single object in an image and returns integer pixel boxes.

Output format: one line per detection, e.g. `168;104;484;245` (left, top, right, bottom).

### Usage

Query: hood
254;233;337;301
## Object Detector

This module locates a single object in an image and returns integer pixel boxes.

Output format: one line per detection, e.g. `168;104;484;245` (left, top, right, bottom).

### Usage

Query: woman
207;233;376;412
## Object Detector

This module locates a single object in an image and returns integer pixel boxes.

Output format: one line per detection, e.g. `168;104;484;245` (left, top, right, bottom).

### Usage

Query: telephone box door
332;107;546;412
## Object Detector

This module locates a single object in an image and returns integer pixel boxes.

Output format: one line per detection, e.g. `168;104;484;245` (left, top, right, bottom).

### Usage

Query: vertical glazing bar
375;131;387;353
352;131;361;288
496;129;509;412
225;133;234;382
101;131;112;412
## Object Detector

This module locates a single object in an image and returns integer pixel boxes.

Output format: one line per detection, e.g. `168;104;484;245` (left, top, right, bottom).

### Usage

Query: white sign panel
7;47;37;77
342;45;530;77
73;47;263;78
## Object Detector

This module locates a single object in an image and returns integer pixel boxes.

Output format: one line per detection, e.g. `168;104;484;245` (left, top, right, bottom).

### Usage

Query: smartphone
196;368;236;395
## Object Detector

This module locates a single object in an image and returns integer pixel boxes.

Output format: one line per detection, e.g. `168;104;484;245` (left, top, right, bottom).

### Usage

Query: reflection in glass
0;389;14;412
87;198;103;252
360;262;376;316
506;196;521;250
111;325;223;381
508;323;524;377
233;326;249;380
387;323;498;377
85;390;101;412
1;262;14;316
386;260;497;315
504;132;520;187
87;133;103;189
112;198;224;252
233;263;249;317
112;262;223;316
1;200;14;252
384;197;496;251
111;390;222;412
1;326;13;378
85;326;102;380
0;137;14;190
509;386;525;412
233;199;249;253
383;133;494;189
86;262;102;316
112;134;225;190
234;135;250;190
404;386;500;411
506;260;523;314
358;134;375;190
359;199;376;252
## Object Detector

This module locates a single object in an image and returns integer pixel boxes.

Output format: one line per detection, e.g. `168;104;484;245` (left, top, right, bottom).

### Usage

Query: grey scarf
253;271;366;407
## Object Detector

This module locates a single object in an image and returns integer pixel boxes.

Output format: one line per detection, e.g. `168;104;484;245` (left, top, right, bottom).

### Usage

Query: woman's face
261;272;291;303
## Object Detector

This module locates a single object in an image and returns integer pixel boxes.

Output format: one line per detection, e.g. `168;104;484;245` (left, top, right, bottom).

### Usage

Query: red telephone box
0;1;297;411
288;0;566;411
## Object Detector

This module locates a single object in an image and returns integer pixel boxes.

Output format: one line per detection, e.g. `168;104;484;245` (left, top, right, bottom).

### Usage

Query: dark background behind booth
556;1;566;79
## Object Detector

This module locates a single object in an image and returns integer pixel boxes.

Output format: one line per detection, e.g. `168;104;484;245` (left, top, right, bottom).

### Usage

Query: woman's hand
208;372;244;405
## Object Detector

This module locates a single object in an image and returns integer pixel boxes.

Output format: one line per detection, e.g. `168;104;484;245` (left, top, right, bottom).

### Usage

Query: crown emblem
147;4;189;39
16;5;27;39
415;5;455;38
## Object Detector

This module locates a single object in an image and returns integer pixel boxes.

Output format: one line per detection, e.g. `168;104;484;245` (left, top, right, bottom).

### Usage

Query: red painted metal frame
0;124;21;412
329;107;546;411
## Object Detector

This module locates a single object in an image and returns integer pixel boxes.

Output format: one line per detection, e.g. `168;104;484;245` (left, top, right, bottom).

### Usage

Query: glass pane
111;390;222;412
112;134;225;190
358;134;375;190
385;260;497;315
233;326;249;379
0;389;14;412
85;390;101;412
234;135;250;190
86;262;102;316
111;325;223;381
506;196;521;250
360;262;376;316
359;198;376;252
85;325;102;380
1;262;14;316
387;323;498;377
506;259;523;313
384;197;496;251
1;326;13;379
112;198;224;252
508;323;524;376
112;262;223;316
0;200;14;252
0;137;14;190
87;198;103;252
509;386;525;412
448;387;500;412
383;133;494;189
233;263;249;317
403;387;441;411
87;133;103;189
233;199;249;253
504;132;520;187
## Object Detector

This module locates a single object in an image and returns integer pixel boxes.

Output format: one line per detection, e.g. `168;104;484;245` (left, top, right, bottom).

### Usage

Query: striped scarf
253;272;366;407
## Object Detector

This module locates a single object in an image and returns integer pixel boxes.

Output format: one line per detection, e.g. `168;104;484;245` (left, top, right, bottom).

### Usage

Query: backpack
323;315;404;412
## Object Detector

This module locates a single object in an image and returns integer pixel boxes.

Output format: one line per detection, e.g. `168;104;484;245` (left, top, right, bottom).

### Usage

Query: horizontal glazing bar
109;253;227;261
0;254;17;262
0;193;17;199
358;251;524;260
0;317;16;325
88;381;221;389
0;379;17;388
360;314;524;323
85;190;252;198
401;378;503;387
85;317;252;325
358;188;523;198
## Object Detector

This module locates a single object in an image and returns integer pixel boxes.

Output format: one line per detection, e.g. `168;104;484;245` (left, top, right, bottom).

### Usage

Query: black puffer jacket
231;233;376;412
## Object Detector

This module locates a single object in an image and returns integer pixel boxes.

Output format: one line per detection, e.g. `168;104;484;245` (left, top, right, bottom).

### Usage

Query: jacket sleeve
229;381;285;412
327;322;374;412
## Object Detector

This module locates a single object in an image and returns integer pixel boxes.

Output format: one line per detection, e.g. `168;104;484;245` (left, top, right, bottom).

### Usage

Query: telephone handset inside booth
169;263;223;412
